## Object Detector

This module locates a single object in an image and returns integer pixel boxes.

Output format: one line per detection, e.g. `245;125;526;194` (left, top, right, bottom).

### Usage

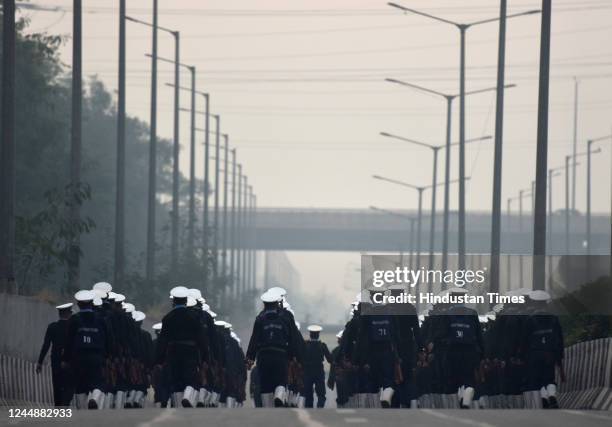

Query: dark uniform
523;306;563;408
357;303;401;407
246;304;301;406
156;302;209;401
37;316;74;406
443;303;483;408
63;307;111;405
328;344;349;407
302;335;332;408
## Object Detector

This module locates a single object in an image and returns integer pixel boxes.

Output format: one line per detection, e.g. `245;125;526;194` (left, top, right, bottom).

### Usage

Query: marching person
155;286;209;408
302;325;332;408
246;290;301;407
36;303;75;407
356;288;401;408
63;290;111;409
523;290;564;409
442;287;484;409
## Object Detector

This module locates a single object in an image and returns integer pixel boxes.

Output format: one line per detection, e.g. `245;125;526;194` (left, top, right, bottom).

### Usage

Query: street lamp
388;2;540;269
385;78;513;271
586;134;612;256
380;132;491;270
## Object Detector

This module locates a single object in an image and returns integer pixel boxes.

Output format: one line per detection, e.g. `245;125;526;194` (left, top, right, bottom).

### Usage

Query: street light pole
202;94;211;285
572;78;579;212
145;0;158;281
251;194;257;290
114;0;126;287
230;151;237;297
171;31;180;275
68;0;83;293
213;115;221;282
236;166;243;297
532;0;552;291
188;66;196;260
586;135;612;258
489;0;507;297
1;0;16;293
222;134;229;279
240;183;247;295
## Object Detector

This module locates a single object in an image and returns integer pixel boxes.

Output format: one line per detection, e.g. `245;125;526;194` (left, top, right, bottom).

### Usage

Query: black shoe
548;396;559;409
542;398;550;409
181;398;193;408
274;397;284;407
88;399;98;410
381;401;390;409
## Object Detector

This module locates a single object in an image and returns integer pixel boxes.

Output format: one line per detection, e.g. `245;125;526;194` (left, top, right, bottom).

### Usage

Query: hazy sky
22;1;612;309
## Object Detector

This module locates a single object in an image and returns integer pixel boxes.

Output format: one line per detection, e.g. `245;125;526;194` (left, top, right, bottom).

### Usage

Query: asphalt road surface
2;408;611;427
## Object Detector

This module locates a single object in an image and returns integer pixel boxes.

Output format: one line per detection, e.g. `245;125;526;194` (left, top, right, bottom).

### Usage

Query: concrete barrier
0;293;57;362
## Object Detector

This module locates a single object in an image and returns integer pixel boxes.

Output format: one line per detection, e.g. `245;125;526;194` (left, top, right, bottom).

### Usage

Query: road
2;408;611;427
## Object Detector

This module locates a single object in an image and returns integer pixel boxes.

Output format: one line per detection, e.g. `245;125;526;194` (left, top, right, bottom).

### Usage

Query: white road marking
137;408;177;427
562;410;612;421
294;408;328;427
344;417;368;423
422;409;496;427
336;409;356;414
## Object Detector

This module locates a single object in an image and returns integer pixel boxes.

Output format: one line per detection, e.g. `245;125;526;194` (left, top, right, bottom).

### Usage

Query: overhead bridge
245;207;610;255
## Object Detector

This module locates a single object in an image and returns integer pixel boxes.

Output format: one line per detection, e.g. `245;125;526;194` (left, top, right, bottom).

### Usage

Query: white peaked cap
449;287;468;295
107;291;117;300
132;311;146;322
122;302;135;313
529;290;551;301
202;303;210;311
93;282;112;293
186;297;197;307
170;286;189;299
187;288;202;299
214;320;227;327
197;297;206;304
267;286;287;297
284;302;292;310
224;322;232;329
493;303;504;313
75;290;95;302
355;292;363;303
113;293;126;303
260;291;278;303
418;315;425;322
307;325;323;332
56;303;73;310
336;330;343;339
478;315;489;324
486;312;496;321
93;297;103;307
92;288;108;299
152;322;162;331
230;331;240;343
295;321;301;330
209;311;217;318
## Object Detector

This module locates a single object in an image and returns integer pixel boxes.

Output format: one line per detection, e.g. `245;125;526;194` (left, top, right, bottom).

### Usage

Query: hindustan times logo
372;267;487;288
